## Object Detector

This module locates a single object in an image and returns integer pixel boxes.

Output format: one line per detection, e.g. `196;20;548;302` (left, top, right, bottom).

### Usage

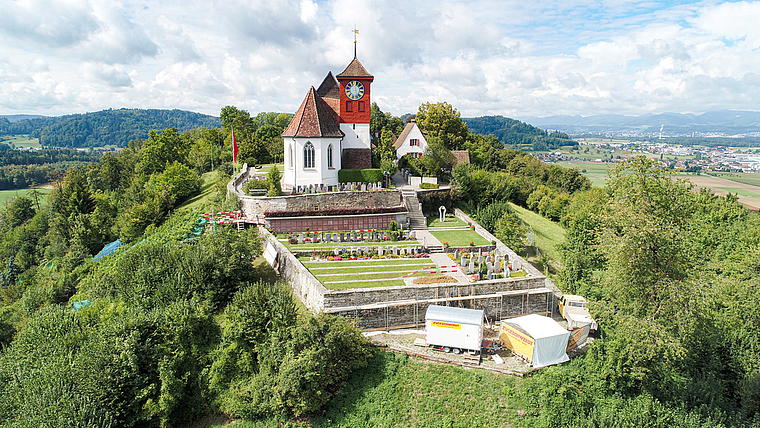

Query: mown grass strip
428;229;491;247
317;271;433;282
308;265;435;275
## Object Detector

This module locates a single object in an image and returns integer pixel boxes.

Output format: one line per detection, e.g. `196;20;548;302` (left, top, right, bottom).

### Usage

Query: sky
2;0;760;119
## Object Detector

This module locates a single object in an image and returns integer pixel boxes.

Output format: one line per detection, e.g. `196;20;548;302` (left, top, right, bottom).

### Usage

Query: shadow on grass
308;351;407;428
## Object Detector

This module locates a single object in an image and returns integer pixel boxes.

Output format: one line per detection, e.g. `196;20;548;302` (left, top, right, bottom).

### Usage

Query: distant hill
464;115;577;150
518;110;760;136
0;114;47;123
0;109;221;148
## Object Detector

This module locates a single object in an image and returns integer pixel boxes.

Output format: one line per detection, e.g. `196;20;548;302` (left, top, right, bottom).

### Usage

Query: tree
4;196;35;228
267;167;282;197
416;102;469;150
416;137;455;179
138;128;188;175
601;156;696;319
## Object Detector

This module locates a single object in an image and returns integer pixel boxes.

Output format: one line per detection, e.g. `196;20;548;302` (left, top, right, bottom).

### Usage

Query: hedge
338;169;384;184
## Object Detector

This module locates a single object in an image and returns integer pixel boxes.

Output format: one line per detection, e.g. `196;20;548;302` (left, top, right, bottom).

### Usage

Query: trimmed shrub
419;182;439;189
338;168;384;184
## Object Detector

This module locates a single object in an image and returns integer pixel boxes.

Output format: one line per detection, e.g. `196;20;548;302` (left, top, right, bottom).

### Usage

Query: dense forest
0;147;103;190
0;109;221;148
464;115;578;150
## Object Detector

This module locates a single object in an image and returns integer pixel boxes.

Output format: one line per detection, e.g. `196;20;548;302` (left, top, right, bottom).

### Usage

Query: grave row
451;248;521;279
290;181;384;195
324;245;430;257
296;229;412;243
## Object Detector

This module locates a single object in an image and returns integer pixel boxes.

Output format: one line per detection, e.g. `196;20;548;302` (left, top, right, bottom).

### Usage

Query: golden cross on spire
353;26;359;58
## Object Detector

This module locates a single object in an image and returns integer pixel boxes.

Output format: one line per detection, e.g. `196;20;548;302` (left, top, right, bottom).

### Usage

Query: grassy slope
0;135;41;148
509;203;566;274
199;352;524;428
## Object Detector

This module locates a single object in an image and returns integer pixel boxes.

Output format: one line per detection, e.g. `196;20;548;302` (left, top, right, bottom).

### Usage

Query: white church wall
282;137;341;189
340;123;370;150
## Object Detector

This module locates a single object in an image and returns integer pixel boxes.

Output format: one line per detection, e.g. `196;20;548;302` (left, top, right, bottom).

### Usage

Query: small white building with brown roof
393;119;427;159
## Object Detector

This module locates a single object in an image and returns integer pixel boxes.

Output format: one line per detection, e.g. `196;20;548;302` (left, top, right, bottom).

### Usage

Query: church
281;56;374;190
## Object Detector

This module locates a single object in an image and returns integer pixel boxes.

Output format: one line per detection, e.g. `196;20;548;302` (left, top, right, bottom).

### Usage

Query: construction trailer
425;305;483;354
500;314;570;368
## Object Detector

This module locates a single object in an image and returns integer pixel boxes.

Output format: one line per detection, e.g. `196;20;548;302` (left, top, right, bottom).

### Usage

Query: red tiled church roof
336;58;373;79
281;86;344;138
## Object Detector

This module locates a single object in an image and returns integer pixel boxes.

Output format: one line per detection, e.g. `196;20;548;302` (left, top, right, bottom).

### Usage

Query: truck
558;295;598;331
425;305;483;354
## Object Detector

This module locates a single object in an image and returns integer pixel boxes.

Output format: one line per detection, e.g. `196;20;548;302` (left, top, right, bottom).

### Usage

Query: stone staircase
403;189;427;230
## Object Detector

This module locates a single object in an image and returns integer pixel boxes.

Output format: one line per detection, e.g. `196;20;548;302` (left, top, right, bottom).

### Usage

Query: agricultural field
0;187;52;206
677;173;760;211
0;134;41;148
555;160;611;187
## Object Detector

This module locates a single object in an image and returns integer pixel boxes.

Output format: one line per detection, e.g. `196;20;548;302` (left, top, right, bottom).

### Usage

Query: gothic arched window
304;142;315;169
327;144;333;168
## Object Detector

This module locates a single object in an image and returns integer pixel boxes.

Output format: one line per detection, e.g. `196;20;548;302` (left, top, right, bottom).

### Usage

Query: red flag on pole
232;126;239;165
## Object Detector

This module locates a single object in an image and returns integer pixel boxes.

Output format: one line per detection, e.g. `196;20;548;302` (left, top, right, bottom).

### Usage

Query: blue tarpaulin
92;239;122;261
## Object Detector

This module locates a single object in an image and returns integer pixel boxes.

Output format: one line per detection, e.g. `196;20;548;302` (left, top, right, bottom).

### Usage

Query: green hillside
1;108;221;148
464;115;578;150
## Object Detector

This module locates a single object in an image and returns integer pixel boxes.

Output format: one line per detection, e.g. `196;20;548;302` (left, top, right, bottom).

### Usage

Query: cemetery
231;163;560;330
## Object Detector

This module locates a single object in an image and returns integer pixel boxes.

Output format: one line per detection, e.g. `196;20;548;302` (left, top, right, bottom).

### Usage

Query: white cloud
2;0;760;118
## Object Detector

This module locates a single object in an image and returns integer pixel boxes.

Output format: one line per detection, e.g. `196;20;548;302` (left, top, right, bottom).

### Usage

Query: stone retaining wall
239;190;404;219
261;229;326;312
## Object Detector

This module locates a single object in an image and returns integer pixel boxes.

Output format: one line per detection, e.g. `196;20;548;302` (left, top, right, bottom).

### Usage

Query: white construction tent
500;314;570;368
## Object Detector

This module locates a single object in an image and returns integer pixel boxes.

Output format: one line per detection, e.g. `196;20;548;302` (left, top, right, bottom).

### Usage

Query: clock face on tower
345;80;365;100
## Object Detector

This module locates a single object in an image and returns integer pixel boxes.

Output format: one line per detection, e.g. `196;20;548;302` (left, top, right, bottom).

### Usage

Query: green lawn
307;264;433;275
0;187;52;206
429;229;491;247
426;216;467;228
509;203;566;272
303;257;437;289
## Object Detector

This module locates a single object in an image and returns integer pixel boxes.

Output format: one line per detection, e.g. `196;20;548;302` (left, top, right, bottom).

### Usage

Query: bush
417;189;452;216
338;168;384;184
419;182;439;189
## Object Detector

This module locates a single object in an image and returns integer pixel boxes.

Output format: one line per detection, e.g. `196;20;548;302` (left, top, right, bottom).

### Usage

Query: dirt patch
365;330;533;375
412;275;457;284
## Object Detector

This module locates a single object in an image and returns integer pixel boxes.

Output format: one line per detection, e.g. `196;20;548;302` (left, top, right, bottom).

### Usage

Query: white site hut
425;305;483;354
500;314;570;368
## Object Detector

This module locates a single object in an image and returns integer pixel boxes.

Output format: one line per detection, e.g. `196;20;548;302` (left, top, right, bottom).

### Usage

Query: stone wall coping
323;275;544;295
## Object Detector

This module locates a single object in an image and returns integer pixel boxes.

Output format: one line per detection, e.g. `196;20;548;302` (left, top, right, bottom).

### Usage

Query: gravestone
341;247;347;255
325;233;331;242
385;231;390;240
478;254;483;265
298;234;304;244
334;248;340;255
378;247;384;256
468;258;475;275
461;255;467;268
439;205;446;223
494;257;501;274
392;246;399;256
340;232;345;242
361;183;366;192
